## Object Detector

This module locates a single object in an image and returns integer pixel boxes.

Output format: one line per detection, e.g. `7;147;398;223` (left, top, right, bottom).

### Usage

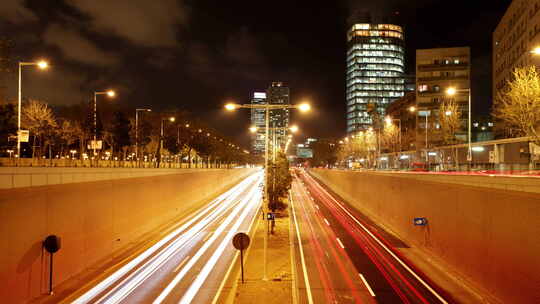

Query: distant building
385;91;417;150
416;47;471;146
266;82;290;150
346;22;406;134
250;92;267;154
493;0;540;99
250;82;291;154
472;116;495;142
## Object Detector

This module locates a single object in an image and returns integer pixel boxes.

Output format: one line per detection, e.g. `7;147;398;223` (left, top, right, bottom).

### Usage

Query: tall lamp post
93;90;115;159
135;108;151;162
17;60;49;158
446;87;471;163
159;116;175;166
226;101;310;280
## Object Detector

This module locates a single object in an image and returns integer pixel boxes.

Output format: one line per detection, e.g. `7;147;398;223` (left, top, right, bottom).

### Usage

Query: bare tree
381;123;399;152
493;66;540;145
438;99;462;145
437;99;463;168
58;120;78;157
22;99;57;157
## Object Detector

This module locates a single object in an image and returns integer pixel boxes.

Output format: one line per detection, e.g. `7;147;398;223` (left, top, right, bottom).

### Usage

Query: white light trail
152;173;262;304
179;181;262;303
73;173;260;304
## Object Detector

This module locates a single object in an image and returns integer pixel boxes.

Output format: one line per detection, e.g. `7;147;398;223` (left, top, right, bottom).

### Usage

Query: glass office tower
346;23;405;133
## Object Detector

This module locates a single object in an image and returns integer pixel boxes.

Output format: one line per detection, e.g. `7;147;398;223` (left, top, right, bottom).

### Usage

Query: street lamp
225;100;311;281
135;108;151;161
93;90;116;158
446;86;472;161
17;59;49;158
530;47;540;55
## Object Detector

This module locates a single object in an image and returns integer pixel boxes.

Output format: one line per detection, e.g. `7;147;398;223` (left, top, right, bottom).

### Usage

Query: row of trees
0;99;257;167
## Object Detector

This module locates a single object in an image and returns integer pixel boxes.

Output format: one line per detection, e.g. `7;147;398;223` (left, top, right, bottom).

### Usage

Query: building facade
346;23;406;134
493;0;540;99
250;92;267;154
266;82;290;150
385;91;417;151
250;82;291;154
416;47;471;147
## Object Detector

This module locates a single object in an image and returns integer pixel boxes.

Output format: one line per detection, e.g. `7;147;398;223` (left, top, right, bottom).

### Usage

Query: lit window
473;122;479;127
488;122;494;127
418;84;428;92
454;59;460;64
433;85;440;92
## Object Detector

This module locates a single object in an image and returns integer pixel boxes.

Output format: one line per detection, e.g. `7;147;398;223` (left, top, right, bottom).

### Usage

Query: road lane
299;171;451;303
71;171;263;304
290;174;375;304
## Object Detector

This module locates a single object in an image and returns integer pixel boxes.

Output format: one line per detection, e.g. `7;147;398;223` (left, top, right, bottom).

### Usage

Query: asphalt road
291;169;454;304
70;171;263;304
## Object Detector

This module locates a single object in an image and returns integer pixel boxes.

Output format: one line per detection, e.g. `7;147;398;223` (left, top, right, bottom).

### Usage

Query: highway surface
71;171;263;304
291;169;453;304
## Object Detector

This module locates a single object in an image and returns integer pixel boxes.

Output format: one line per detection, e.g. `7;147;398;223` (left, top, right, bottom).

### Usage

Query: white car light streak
73;173;261;304
152;174;262;304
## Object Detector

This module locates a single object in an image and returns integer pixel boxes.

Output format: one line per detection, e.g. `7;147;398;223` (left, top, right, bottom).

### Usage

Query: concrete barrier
0;168;257;303
310;169;540;304
0;167;233;189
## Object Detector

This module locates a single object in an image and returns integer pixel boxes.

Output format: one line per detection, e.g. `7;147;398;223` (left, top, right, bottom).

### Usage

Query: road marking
291;190;315;304
202;232;213;243
323;218;330;226
307;174;449;304
336;238;345;249
174;256;190;273
211;190;262;304
359;274;376;297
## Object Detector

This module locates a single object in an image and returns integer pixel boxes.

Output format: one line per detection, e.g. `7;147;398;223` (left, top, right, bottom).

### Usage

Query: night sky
0;0;511;147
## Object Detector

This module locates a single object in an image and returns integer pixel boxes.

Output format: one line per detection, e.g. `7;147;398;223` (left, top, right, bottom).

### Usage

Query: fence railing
0;157;237;169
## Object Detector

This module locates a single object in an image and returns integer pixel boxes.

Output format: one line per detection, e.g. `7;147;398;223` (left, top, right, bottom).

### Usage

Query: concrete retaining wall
0;168;256;303
310;169;540;304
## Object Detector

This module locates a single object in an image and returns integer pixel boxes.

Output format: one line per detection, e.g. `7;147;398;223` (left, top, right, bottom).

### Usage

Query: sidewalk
219;210;293;304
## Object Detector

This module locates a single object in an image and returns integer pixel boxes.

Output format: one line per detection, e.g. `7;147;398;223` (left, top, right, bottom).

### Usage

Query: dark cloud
225;28;264;66
43;24;119;66
66;0;186;47
0;0;36;24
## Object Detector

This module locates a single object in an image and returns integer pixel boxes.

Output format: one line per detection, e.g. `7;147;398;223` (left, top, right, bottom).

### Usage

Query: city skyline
0;1;512;145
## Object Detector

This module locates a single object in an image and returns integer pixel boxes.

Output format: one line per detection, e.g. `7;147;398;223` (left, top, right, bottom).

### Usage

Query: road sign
413;217;428;226
232;232;250;284
88;140;103;150
233;232;250;250
18;130;29;142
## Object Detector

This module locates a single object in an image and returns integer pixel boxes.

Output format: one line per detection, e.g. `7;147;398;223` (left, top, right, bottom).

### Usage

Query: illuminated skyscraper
346;22;405;133
250;82;290;154
250;92;267;154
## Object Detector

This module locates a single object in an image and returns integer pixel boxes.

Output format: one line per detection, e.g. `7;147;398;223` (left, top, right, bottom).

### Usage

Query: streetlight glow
249;126;258;133
106;90;116;97
445;110;452;116
531;47;540;55
409;106;416;112
385;116;392;125
297;103;311;112
37;60;49;69
169;117;175;122
446;87;457;96
225;103;238;111
289;125;299;133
